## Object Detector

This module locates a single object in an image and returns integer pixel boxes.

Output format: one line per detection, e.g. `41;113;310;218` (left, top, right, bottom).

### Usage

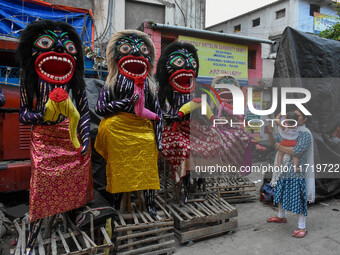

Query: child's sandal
267;216;287;223
293;230;307;238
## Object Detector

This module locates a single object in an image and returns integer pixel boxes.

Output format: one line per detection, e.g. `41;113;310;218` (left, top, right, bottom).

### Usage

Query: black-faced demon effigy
156;42;252;203
17;20;93;251
94;30;162;217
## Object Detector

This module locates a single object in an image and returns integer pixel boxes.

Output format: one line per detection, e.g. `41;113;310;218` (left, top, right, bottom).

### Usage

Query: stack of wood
13;215;114;255
157;194;237;244
206;176;256;203
113;195;175;255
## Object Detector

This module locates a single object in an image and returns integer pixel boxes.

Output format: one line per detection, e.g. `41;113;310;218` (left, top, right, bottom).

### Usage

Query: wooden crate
13;217;114;255
113;200;175;255
159;194;237;244
206;176;256;203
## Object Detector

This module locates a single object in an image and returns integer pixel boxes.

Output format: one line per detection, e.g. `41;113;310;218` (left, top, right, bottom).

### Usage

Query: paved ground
175;171;340;255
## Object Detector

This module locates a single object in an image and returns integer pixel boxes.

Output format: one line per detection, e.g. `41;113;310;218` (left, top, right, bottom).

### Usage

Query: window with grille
276;9;286;19
248;50;256;70
310;4;320;16
234;24;241;32
252;18;260;27
161;38;175;53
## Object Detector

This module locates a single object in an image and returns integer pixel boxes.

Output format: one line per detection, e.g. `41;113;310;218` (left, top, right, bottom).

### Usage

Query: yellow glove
173;99;214;130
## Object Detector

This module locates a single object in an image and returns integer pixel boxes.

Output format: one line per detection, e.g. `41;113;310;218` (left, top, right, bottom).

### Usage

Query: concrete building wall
297;0;338;32
206;0;338;80
45;0;205;44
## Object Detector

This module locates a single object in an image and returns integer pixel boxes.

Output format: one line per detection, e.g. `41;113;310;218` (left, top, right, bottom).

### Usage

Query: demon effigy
94;30;162;216
156;42;252;202
17;20;93;251
211;74;243;122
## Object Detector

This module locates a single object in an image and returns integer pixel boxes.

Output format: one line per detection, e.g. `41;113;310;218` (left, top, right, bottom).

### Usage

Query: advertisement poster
178;35;248;85
314;13;339;34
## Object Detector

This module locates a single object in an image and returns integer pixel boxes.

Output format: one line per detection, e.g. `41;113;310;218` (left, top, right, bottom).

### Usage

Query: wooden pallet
206;176;256;203
13;217;114;255
159;194;237;244
113;199;175;255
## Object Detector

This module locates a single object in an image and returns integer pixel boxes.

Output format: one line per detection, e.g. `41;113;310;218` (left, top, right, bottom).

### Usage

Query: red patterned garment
162;120;251;183
29;119;93;222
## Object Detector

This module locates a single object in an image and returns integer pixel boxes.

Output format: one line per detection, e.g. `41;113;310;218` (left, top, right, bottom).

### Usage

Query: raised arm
275;112;285;130
153;96;163;151
95;85;136;117
19;86;45;124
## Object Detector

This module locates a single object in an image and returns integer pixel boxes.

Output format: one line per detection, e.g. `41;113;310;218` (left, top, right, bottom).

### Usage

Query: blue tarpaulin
0;0;94;45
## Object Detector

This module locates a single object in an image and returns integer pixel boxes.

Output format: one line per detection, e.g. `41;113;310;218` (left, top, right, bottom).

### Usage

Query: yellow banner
178;35;248;85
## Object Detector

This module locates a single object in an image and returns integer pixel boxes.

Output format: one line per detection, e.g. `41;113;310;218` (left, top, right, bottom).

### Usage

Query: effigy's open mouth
35;52;75;84
118;56;149;79
169;69;195;94
217;88;234;103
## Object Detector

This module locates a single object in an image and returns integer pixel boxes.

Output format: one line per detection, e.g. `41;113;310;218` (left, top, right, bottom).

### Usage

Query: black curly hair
16;20;85;109
156;42;199;110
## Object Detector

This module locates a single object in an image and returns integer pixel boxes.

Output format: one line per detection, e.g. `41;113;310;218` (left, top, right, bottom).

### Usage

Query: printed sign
178;35;248;85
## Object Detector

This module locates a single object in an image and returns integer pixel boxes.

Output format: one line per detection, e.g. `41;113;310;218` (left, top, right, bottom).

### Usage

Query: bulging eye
34;35;55;49
64;41;77;54
139;44;149;55
190;59;197;69
118;43;132;54
171;57;185;68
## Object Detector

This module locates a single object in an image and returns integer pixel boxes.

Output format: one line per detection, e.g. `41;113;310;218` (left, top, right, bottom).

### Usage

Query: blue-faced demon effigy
156;42;252;202
94;30;162;216
17;20;93;228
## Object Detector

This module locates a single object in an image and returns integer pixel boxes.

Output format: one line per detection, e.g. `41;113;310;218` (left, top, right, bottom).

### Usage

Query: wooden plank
57;229;70;253
117;240;175;255
100;227;113;245
80;230;97;247
179;202;201;218
117;211;127;226
154;200;172;219
127;192;132;213
37;233;45;255
165;205;184;222
137;210;148;224
51;231;57;255
116;226;173;242
21;221;25;255
68;228;82;251
176;219;238;244
186;203;205;217
180;210;238;229
13;220;22;255
203;201;220;214
142;211;154;222
117;233;174;251
115;221;173;232
172;204;193;220
90;213;95;241
193;202;213;216
120;193;127;213
218;189;256;194
131;209;139;225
